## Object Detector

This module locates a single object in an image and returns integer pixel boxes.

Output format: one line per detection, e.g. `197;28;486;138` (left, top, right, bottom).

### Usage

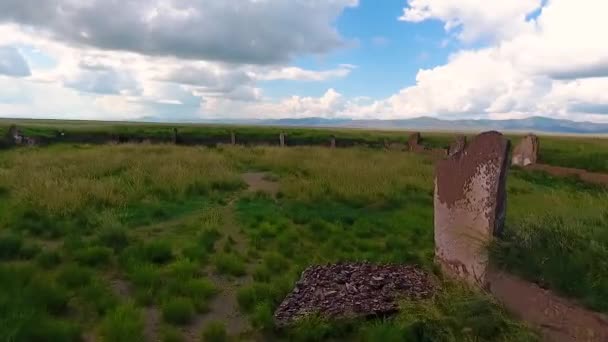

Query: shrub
36;250;62;268
213;254;246;277
162;298;195;325
100;304;145;342
251;302;273;331
0;234;23;260
144;241;174;264
79;282;118;315
56;265;92;289
23;317;82;342
29;281;70;316
161;326;184;342
236;283;273;313
98;228;130;252
200;321;228;342
74;246;113;267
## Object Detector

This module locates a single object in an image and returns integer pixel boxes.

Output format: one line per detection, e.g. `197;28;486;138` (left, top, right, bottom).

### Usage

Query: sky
1;0;608;123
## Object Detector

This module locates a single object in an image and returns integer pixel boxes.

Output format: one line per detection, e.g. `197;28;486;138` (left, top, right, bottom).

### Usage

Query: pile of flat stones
274;262;435;326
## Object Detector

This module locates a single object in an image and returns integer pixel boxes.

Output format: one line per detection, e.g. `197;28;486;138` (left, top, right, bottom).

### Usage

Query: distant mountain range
217;116;608;134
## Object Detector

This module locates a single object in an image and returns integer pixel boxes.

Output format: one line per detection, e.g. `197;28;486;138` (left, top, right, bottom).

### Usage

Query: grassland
0;124;607;341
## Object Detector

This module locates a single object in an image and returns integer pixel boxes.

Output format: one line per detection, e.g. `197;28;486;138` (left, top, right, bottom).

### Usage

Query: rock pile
274;262;435;326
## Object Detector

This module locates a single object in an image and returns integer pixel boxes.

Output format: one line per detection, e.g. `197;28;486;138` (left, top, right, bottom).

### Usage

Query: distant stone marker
172;128;179;144
408;132;422;151
231;131;236;145
434;131;510;287
512;134;539;166
330;135;336;148
279;132;285;147
448;135;467;156
7;125;23;145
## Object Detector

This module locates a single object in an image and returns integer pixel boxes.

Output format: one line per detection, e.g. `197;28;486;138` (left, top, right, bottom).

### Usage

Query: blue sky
0;0;607;122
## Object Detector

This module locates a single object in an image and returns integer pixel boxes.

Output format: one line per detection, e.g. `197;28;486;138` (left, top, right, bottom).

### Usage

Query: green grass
200;321;228;342
162;297;196;325
1;128;606;340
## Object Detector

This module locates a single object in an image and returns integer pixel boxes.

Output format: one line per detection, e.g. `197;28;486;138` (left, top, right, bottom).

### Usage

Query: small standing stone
330;135;336;148
448;135;467;156
172;128;179;144
434;131;510;287
7;125;23;145
231;131;236;145
512;134;539;166
279;132;285;147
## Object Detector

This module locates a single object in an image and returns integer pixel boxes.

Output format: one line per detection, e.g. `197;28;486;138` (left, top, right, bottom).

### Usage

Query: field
0;122;607;341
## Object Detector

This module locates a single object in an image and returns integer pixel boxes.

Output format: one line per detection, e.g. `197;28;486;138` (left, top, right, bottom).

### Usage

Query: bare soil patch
488;270;608;342
242;172;280;196
274;262;435;326
525;164;608;187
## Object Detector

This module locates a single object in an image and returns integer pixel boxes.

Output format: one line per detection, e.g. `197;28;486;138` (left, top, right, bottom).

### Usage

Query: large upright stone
330;135;336;149
448;135;467;156
512;134;539;166
408;132;422;151
231;131;236;145
279;132;285;147
434;131;510;287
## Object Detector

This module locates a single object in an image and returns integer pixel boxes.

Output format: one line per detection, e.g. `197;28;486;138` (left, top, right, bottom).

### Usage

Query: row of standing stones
4;124;539;164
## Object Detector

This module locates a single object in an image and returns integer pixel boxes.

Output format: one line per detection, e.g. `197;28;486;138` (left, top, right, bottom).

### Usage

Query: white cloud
400;0;543;43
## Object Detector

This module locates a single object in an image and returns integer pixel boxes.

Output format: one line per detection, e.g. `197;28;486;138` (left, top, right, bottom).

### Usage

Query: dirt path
241;172;280;197
488;269;608;342
524;163;608;187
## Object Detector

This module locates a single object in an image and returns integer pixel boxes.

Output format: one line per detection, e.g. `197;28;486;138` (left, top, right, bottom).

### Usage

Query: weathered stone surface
231;132;236;145
274;262;435;326
279;132;285;147
434;131;509;287
448;135;467;156
330;135;336;148
408;132;422;151
512;134;539;166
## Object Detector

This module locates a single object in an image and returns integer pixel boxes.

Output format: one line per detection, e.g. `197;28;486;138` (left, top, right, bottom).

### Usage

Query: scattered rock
274;262;435;326
434;131;510;287
512;134;539;166
448;135;467;156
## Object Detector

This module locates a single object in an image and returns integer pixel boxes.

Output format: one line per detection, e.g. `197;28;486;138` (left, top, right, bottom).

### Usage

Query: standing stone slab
231;132;236;145
448;135;467;156
512;134;539;166
279;132;285;147
330;135;336;148
408;132;422;151
434;131;509;287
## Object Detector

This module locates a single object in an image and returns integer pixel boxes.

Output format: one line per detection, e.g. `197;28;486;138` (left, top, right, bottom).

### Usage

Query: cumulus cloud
380;0;608;121
0;0;357;64
399;0;543;42
0;46;30;77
